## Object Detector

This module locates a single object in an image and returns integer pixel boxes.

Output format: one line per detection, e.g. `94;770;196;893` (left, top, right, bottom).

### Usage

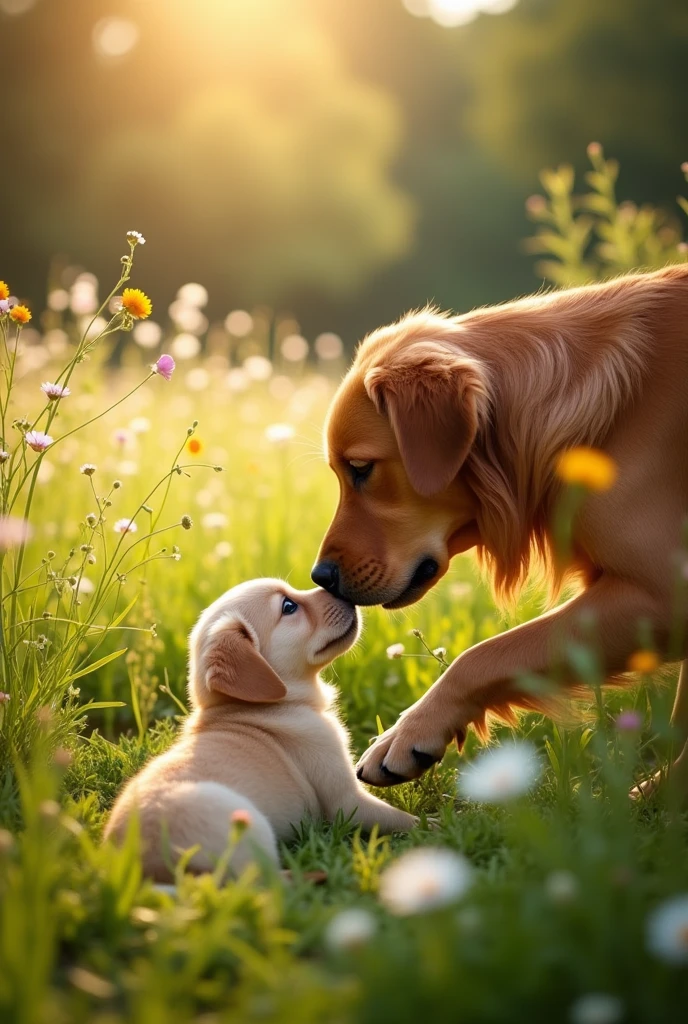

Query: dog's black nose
311;561;340;595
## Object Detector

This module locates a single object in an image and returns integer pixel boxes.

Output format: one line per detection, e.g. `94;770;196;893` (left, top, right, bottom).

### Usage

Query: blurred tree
22;2;413;308
464;0;688;199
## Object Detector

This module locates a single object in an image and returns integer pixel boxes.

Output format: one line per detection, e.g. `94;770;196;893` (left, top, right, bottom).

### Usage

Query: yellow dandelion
121;288;152;320
627;650;660;675
555;447;617;492
0;281;9;300
10;305;32;325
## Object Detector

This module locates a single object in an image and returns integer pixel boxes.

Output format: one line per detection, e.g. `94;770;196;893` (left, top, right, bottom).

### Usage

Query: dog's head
188;578;360;708
312;313;489;608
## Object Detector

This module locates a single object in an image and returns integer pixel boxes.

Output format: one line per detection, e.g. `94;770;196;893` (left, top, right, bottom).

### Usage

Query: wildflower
386;643;405;659
187;437;202;455
129;416;150;434
525;194;547;215
569;993;623;1024
113;480;122;490
201;512;228;529
433;647;447;659
113;428;132;446
153;353;175;381
0;281;9;300
72;577;95;595
325;909;377;952
80;463;97;476
25;431;53;453
615;709;643;731
54;748;73;771
458;742;541;803
10;305;32;325
41;381;71;401
181;515;193;530
647;894;688;964
379;847;473;916
120;288;152;319
556;447;617;491
0;692;10;704
133;320;162;348
230;809;252;839
126;230;146;246
545;870;579;904
627;650;660;675
171;333;201;360
113;518;137;535
0;451;8;464
85;513;98;527
0;300;10;315
0;516;32;551
265;423;295;445
243;355;272;381
39;799;60;819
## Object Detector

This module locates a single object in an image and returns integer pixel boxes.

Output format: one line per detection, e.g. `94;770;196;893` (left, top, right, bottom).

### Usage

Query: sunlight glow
92;17;140;59
402;0;518;28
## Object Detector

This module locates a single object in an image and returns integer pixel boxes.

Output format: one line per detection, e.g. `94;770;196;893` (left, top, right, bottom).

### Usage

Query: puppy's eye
348;460;373;485
281;597;299;616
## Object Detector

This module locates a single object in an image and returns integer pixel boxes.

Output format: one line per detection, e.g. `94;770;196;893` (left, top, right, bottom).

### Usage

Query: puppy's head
188;579;360;709
312;312;489;608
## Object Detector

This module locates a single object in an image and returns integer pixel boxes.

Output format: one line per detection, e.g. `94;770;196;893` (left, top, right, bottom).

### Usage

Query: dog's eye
281;597;299;616
348;460;373;485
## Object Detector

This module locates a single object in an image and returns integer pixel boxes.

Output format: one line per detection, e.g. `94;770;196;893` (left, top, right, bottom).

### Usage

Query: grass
2;201;688;1020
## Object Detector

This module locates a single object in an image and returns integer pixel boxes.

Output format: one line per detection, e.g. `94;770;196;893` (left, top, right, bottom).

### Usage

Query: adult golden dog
312;265;688;791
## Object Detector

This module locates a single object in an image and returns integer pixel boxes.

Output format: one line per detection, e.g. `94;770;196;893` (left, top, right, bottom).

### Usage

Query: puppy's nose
311;560;340;595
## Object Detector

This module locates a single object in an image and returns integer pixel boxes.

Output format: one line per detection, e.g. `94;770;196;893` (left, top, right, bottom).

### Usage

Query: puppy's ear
364;341;487;497
199;618;287;706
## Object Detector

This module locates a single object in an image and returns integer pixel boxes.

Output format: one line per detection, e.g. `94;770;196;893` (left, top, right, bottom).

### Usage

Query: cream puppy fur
104;579;417;880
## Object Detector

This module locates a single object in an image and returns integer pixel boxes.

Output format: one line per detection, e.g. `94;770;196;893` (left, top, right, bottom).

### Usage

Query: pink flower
41;382;71;401
154;354;175;381
0;516;32;551
113;518;138;535
231;809;252;827
616;709;643;731
0;300;10;315
0;692;10;704
25;431;53;453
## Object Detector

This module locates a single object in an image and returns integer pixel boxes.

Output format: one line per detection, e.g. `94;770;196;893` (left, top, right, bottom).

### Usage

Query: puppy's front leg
320;776;417;834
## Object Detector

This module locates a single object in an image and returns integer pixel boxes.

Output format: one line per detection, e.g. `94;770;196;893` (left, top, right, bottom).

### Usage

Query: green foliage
526;145;688;285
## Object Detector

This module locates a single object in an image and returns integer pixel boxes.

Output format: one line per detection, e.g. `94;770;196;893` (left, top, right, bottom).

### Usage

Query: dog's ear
198;618;287;706
364;341;487;497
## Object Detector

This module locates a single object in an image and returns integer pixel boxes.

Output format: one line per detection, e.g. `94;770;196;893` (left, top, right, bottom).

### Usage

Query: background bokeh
3;0;687;342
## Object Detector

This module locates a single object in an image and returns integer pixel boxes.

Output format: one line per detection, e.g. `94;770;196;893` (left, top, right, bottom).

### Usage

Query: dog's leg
356;575;671;786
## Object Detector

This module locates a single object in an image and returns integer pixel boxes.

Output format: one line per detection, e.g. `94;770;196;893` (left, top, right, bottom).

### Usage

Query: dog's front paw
355;706;453;787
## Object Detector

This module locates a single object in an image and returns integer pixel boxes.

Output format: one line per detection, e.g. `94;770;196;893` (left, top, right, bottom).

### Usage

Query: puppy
104;579;417;879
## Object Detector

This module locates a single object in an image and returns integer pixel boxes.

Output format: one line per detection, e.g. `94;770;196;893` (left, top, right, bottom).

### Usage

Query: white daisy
646;894;688;964
569;993;624;1024
379;847;473;916
325;908;377;952
458;742;541;803
113;518;137;535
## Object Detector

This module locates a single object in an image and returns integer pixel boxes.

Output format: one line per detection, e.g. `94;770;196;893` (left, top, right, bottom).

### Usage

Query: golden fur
104;580;416;880
315;265;688;789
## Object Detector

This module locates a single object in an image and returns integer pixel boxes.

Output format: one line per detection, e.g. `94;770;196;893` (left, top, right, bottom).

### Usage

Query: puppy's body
104;581;415;879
